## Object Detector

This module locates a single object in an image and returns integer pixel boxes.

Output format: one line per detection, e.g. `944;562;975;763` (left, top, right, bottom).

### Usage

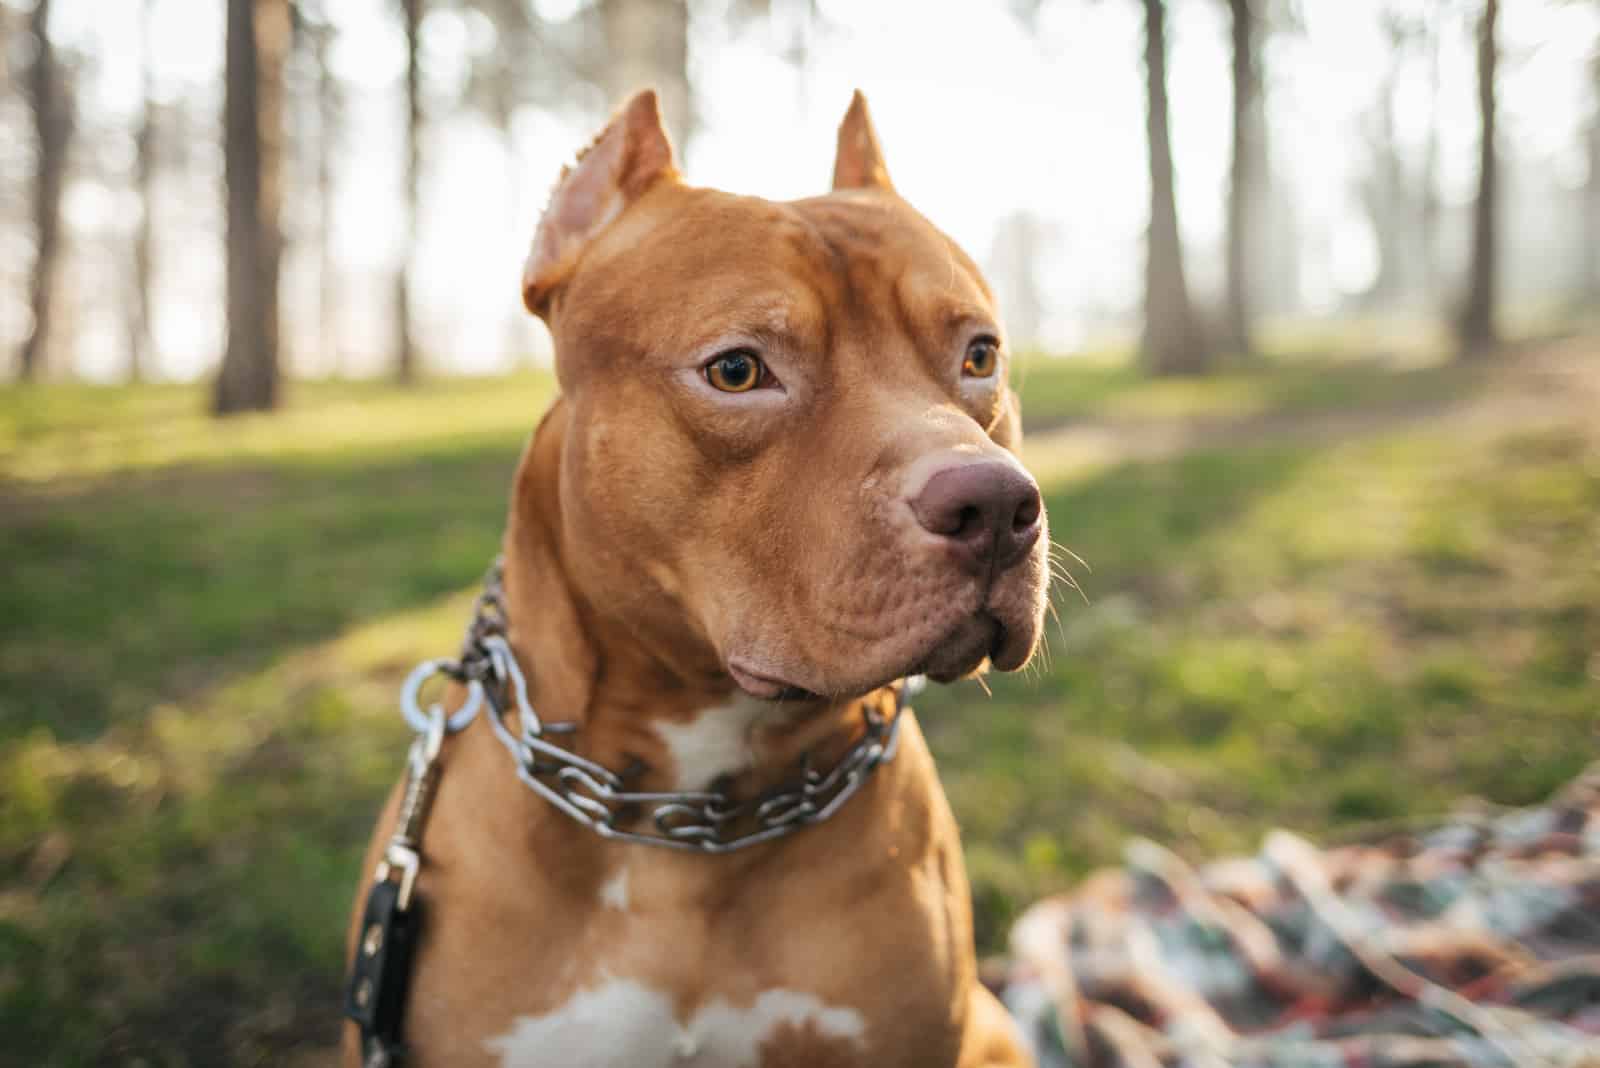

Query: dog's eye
705;349;765;393
963;336;1000;379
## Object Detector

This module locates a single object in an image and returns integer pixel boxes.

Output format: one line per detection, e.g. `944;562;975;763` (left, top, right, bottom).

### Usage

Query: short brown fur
345;90;1044;1068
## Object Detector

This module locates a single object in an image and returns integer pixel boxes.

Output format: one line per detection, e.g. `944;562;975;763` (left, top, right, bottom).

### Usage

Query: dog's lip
919;612;1004;683
726;660;820;702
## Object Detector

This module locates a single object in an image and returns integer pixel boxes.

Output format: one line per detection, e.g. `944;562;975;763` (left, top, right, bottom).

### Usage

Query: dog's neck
496;397;886;802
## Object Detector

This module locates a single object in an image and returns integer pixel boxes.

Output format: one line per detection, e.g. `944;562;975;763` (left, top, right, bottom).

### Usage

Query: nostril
1013;491;1041;531
911;460;1040;562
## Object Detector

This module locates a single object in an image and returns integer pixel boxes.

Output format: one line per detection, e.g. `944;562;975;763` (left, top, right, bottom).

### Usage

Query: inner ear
523;90;680;317
831;90;895;193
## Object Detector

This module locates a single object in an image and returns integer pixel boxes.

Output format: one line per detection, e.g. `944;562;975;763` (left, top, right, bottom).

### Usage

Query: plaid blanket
1002;764;1600;1068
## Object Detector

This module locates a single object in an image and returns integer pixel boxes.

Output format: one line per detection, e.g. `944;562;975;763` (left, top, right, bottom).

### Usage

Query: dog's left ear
832;90;895;193
523;90;681;317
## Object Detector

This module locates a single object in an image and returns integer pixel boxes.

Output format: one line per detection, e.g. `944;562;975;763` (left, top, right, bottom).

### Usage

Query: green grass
1011;342;1468;432
2;345;1597;1065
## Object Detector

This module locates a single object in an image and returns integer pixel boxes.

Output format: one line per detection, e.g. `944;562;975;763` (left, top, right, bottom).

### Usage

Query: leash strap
345;876;419;1067
343;715;444;1066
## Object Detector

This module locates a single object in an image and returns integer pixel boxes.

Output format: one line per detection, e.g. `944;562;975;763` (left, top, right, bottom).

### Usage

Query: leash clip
375;843;422;913
373;707;445;911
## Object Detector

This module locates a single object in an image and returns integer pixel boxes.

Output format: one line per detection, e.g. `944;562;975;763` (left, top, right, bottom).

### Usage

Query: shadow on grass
0;635;419;1066
1016;355;1472;437
0;437;525;744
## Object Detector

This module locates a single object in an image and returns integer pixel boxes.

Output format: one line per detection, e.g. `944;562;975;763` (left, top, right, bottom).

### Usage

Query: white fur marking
484;978;866;1067
599;868;629;911
653;695;781;790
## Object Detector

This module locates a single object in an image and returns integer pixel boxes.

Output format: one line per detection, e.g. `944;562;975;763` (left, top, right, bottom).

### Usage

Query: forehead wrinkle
790;208;918;372
891;272;994;366
781;209;858;363
799;197;996;365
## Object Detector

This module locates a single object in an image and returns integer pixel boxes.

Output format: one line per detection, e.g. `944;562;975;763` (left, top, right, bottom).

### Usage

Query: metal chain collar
387;557;914;862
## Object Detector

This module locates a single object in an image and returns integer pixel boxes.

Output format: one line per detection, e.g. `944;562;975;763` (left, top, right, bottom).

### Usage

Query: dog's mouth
727;660;824;702
728;612;1006;701
913;612;1004;684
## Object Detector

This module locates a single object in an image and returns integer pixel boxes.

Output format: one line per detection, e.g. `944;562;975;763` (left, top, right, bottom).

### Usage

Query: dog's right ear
832;90;895;193
522;90;680;318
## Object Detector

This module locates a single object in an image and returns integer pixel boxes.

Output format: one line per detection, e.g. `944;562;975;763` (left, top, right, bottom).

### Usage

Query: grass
1010;338;1469;432
2;343;1597;1065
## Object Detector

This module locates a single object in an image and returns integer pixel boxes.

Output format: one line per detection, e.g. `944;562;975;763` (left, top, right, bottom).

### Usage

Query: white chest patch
484;978;866;1067
653;695;783;790
598;867;629;911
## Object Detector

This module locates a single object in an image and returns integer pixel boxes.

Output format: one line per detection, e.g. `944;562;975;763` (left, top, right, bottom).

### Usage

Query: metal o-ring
399;659;482;734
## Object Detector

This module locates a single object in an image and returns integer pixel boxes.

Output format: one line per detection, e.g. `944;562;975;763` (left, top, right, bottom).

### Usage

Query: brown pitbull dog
345;89;1047;1068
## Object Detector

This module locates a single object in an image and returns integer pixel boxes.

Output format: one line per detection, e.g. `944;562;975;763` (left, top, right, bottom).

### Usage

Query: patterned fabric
1002;764;1600;1068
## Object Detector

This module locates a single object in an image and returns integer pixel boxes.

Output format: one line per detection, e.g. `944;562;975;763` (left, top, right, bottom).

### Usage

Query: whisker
1047;563;1089;605
1049;553;1091;606
1050;539;1091;573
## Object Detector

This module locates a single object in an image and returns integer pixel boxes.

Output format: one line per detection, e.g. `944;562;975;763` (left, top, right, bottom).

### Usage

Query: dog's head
522;90;1048;700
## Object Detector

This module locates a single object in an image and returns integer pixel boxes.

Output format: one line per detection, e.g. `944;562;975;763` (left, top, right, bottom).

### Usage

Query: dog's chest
481;977;867;1067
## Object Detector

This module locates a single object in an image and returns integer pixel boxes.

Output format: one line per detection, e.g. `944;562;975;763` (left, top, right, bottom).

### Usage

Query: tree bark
20;0;68;383
1141;0;1208;376
1458;0;1498;358
1223;0;1256;357
396;0;421;384
130;0;157;382
313;11;341;375
600;0;694;149
214;0;289;414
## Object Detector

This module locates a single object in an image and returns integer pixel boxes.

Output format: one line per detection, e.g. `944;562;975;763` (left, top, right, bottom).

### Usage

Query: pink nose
911;460;1043;573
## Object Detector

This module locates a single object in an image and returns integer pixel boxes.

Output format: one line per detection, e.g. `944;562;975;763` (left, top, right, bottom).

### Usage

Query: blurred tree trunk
1141;0;1209;376
1360;21;1408;308
1458;0;1498;358
600;0;693;148
486;40;528;366
1419;17;1442;306
313;9;342;375
214;0;289;414
129;0;157;382
396;0;421;383
20;0;69;383
1223;0;1257;357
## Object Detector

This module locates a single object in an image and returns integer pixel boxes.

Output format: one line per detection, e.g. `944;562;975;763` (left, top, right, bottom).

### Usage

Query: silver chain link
396;557;916;854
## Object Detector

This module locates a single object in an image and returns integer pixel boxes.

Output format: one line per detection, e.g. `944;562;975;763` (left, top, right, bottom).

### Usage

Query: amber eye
963;336;1000;378
705;349;764;393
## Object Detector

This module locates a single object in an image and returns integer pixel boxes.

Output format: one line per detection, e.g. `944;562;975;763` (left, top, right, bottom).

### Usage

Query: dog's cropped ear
522;90;680;318
831;90;895;193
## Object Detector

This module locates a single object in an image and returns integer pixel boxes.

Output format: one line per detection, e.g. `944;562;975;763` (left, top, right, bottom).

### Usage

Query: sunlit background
2;0;1597;382
3;2;1599;1065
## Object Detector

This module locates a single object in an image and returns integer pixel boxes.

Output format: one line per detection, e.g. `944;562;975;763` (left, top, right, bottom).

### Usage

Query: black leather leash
344;876;420;1067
